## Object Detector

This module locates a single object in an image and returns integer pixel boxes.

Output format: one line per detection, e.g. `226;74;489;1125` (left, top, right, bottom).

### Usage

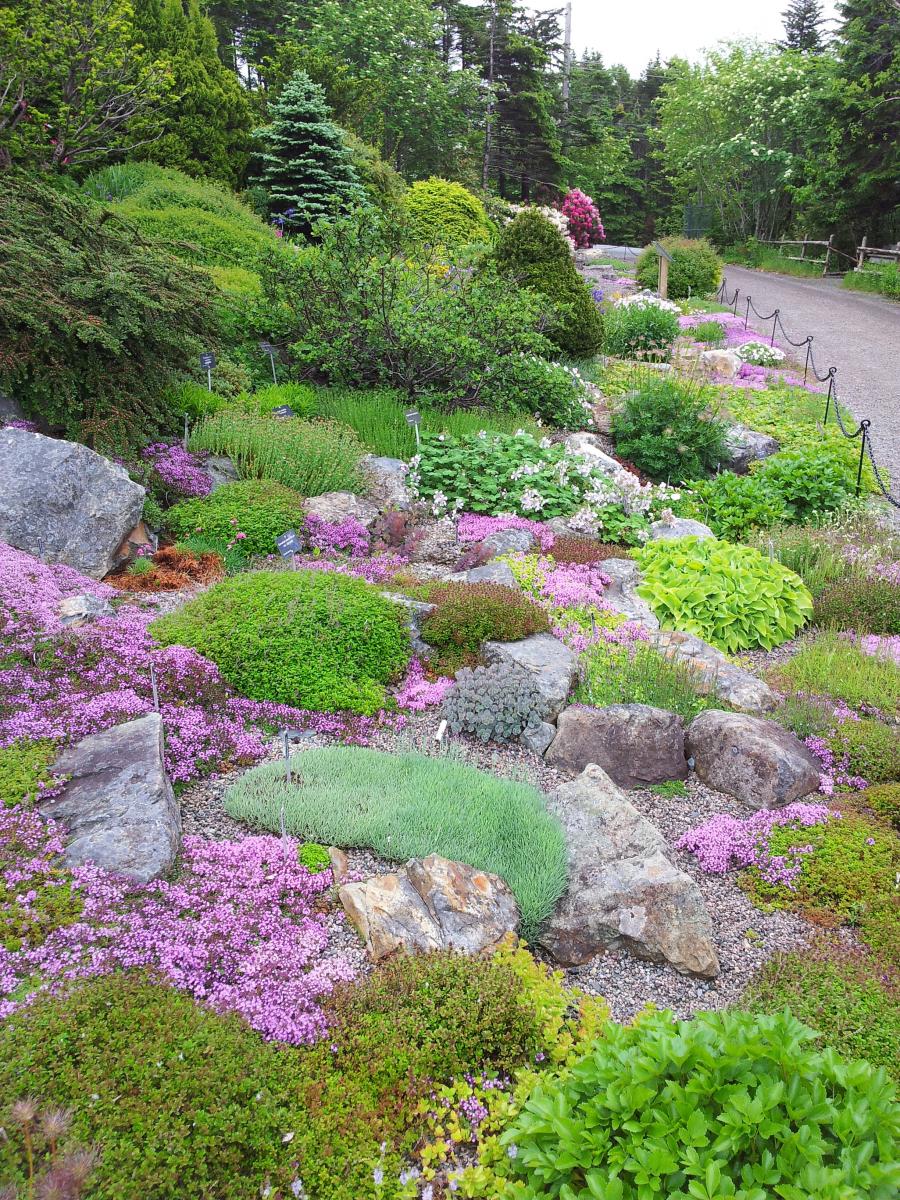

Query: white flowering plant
735;341;786;367
409;430;679;543
488;354;594;429
612;291;681;315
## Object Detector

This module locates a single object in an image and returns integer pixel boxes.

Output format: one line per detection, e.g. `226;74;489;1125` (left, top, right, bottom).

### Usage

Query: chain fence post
744;297;750;329
803;337;812;387
823;368;836;425
770;310;779;347
732;288;739;317
856;420;871;496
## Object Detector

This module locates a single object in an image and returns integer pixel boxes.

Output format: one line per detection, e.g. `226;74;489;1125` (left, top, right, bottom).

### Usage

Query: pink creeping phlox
677;802;835;888
0;808;355;1042
456;513;556;551
393;658;454;711
141;442;212;498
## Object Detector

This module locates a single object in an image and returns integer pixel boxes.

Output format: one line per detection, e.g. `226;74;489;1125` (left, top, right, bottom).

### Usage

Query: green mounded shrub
189;412;364;496
827;718;900;786
421;583;549;657
224;746;567;934
495;1008;899;1200
611;377;729;483
601;301;680;360
685;471;789;540
488;210;603;357
0;740;58;809
768;632;900;718
634;536;813;653
0;952;553;1200
742;811;900;963
744;937;900;1081
576;642;714;723
402;177;491;248
751;445;855;523
151;571;410;715
690;319;726;344
164;479;305;559
166;379;233;421
487;355;594;428
814;578;900;634
635;236;722;298
297;842;331;873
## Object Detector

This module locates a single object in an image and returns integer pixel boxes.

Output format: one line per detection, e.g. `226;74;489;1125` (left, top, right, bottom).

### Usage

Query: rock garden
1;159;898;1199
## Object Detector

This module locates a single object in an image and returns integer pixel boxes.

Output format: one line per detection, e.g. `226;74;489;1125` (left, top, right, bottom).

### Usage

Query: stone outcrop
649;517;714;541
654;630;779;715
723;425;780;474
700;349;741;379
483;633;577;721
446;561;519;587
407;519;460;566
340;854;518;960
204;454;240;492
360;456;410;511
380;591;435;657
598;559;659;629
539;765;719;977
40;714;180;883
546;704;687;788
687;710;821;809
481;527;536;556
303;490;380;528
0;429;145;578
57;594;114;628
563;432;622;475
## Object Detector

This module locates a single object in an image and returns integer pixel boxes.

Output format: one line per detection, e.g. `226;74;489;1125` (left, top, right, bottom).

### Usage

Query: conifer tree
780;0;827;51
254;69;365;226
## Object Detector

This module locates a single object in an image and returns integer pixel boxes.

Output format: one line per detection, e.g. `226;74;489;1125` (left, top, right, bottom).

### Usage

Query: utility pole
482;1;496;191
561;2;572;111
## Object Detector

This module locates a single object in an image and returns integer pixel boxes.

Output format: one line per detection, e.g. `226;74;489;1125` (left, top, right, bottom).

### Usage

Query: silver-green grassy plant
223;746;568;936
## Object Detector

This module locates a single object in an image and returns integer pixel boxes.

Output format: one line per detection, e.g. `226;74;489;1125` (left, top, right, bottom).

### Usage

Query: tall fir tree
780;0;828;51
254;69;365;225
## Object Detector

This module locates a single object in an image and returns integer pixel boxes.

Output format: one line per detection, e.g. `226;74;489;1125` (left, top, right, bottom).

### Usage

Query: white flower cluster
613;291;681;315
505;203;576;253
735;341;786;366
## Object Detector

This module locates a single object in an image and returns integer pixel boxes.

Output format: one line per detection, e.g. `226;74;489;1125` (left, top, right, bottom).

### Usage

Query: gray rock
687;710;821;809
446;562;519;587
700;349;741;379
0;429;145;578
483;633;577;722
723;425;780;474
40;714;180;883
57;593;114;628
381;591;435;657
654;630;779;715
482;527;536;556
340;854;518;960
520;720;557;756
407;519;460;566
546;704;687;788
360;455;410;511
204;454;240;492
0;394;27;423
649;517;714;541
539;765;719;976
303;490;380;528
598;558;659;629
564;432;622;475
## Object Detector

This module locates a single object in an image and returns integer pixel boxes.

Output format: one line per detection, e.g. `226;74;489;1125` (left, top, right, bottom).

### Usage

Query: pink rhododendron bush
560;188;604;248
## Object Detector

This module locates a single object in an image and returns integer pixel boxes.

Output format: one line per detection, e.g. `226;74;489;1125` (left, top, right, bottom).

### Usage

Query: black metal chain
866;436;900;508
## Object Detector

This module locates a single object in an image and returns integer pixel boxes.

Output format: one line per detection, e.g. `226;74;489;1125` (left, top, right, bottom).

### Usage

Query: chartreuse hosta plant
634;536;812;653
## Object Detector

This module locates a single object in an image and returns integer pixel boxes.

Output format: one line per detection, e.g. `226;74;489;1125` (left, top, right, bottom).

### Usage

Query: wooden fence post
658;255;669;300
822;234;833;276
857;236;868;270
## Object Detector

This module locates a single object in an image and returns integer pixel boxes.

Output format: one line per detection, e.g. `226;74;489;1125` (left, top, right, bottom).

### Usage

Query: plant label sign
405;410;421;426
276;530;303;558
199;352;217;369
272;405;296;418
651;241;673;263
259;341;278;382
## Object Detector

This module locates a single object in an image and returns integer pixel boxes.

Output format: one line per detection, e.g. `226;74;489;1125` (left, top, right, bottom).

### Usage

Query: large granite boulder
563;432;621;476
40;714;180;883
204;454;240;492
546;704;687;788
687;710;821;809
700;349;741;379
654;630;779;715
539;765;719;977
723;425;779;474
649;517;714;541
360;455;410;511
303;490;379;528
481;527;536;557
0;429;145;578
482;633;577;722
407;518;460;566
446;561;519;587
339;854;518;960
599;559;659;629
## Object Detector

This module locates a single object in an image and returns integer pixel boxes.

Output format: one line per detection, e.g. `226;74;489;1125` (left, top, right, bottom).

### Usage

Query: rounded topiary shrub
421;582;549;655
403;177;491;248
635;236;722;298
164;479;305;559
150;569;410;714
489;210;603;356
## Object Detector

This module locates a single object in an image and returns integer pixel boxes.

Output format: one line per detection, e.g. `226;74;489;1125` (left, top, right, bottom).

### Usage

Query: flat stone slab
599;559;659;629
40;714;180;883
303;490;379;528
483;633;577;722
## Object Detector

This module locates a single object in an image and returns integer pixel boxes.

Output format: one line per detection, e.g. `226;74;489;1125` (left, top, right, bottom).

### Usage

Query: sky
530;0;841;76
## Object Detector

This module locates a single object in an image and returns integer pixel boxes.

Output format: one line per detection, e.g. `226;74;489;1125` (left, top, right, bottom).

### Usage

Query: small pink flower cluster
560;189;604;248
535;558;611;610
141;442;211;498
303;513;371;557
1;418;39;432
456;513;556;551
295;552;408;586
0;809;355;1043
841;631;900;667
393;657;454;711
677;802;835;888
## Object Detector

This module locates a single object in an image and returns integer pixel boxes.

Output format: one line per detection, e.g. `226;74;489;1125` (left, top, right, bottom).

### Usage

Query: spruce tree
780;0;827;51
254;70;365;226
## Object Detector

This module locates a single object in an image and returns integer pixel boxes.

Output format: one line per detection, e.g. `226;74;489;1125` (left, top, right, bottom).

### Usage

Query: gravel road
721;265;900;500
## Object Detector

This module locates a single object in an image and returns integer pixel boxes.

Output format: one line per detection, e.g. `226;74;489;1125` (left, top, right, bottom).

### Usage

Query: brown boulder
546;704;687;789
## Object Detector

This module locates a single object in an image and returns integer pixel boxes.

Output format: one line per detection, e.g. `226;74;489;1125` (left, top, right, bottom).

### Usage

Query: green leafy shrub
576;642;714;722
843;261;900;299
742;811;900;963
495;1009;900;1200
403;177;491;247
751;445;855;522
685;471;788;540
611;377;729;483
744;937;899;1081
635;536;813;653
601;299;680;360
767;632;900;718
164;479;305;559
442;662;548;745
421;583;549;656
224;746;567;934
814;577;900;634
0;173;219;447
189;412;363;496
151;571;409;715
0;740;58;809
636;236;722;298
487;355;594;428
488;210;603;357
690;319;726;344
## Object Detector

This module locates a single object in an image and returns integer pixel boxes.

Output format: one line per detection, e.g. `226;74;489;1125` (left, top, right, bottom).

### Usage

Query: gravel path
720;265;900;499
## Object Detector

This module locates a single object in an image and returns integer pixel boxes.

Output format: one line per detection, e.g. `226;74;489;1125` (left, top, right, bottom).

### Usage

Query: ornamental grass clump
576;641;713;723
224;746;568;935
634;536;813;653
768;631;900;718
150;570;410;715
